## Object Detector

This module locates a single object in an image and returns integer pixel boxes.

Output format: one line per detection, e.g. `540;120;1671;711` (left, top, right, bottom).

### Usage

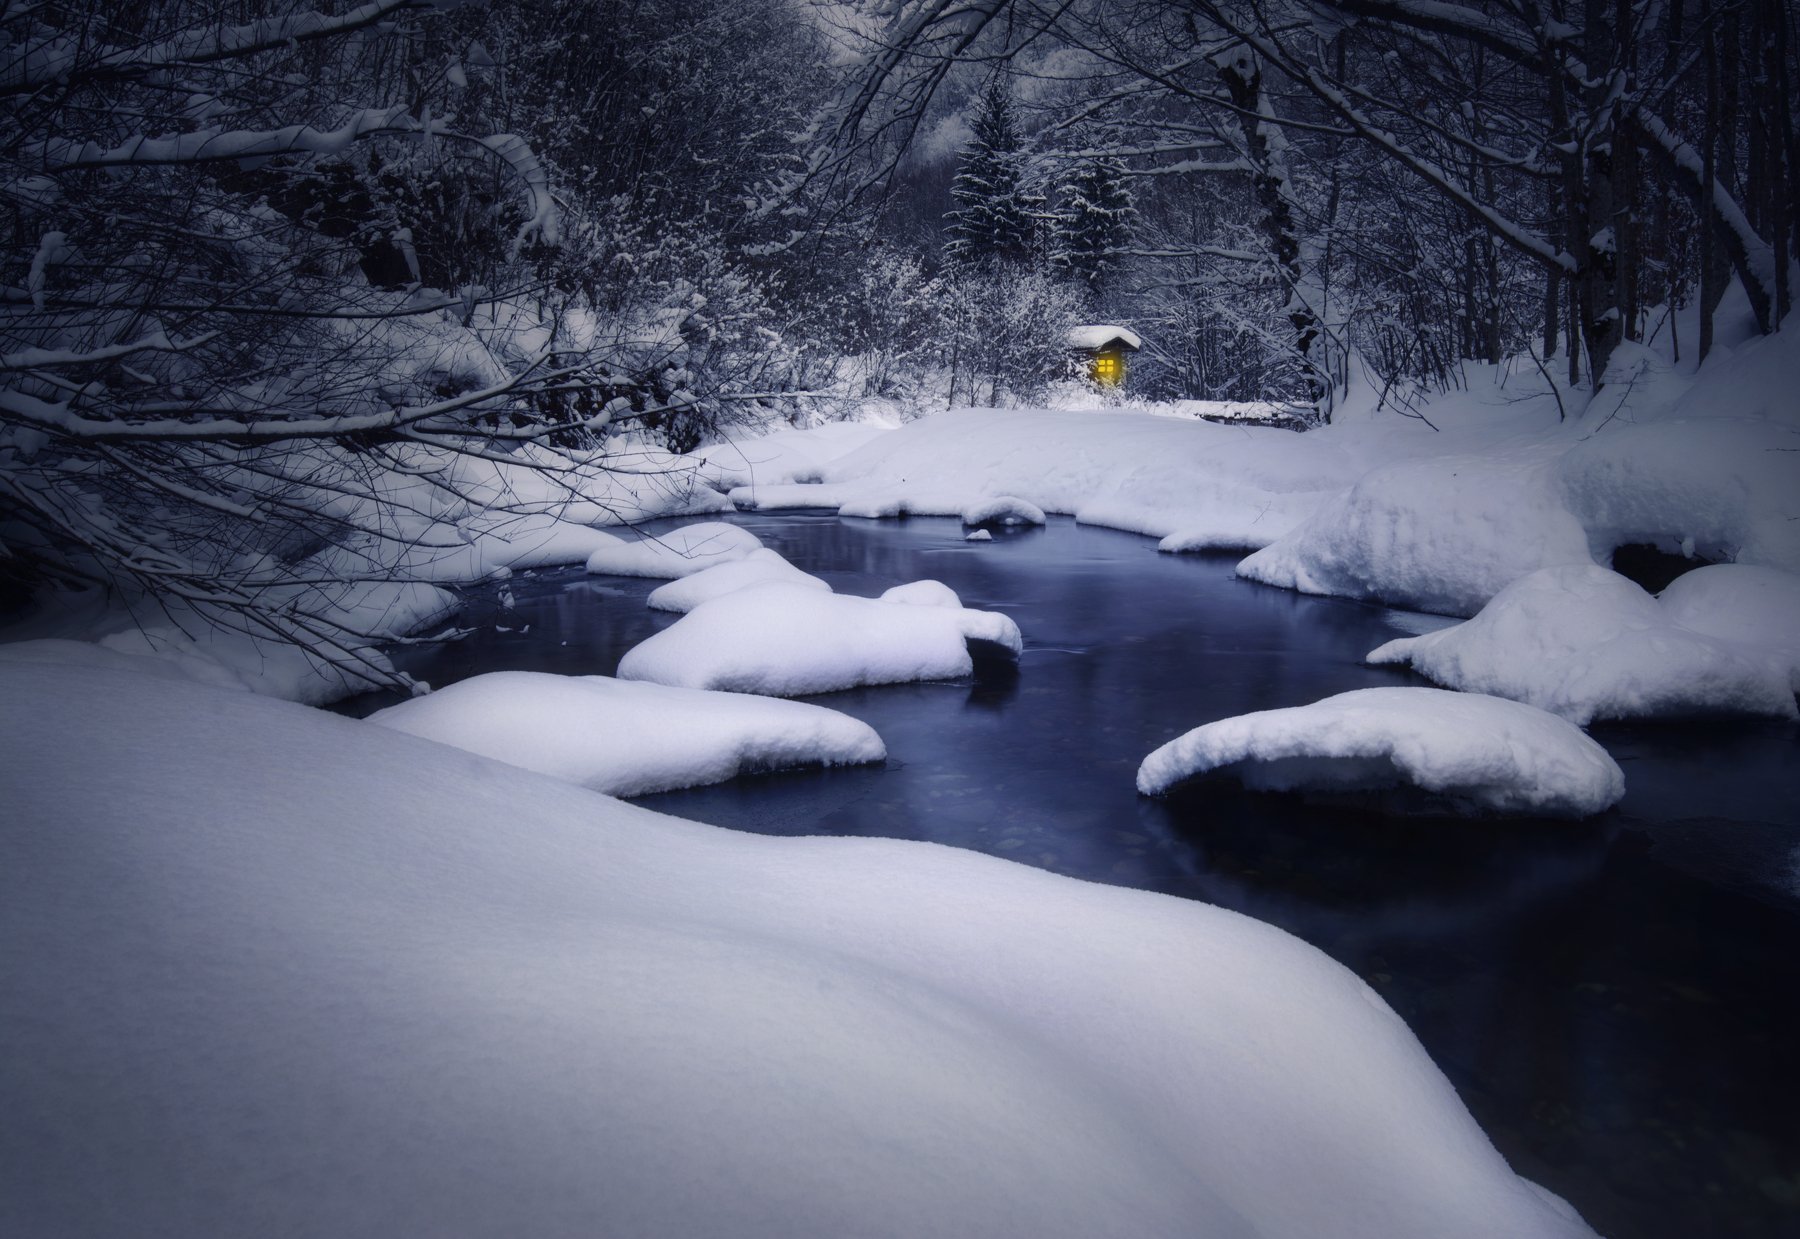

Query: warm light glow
1092;353;1121;385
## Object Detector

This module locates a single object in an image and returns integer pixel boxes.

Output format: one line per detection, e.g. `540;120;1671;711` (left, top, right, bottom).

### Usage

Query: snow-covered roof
1066;324;1142;352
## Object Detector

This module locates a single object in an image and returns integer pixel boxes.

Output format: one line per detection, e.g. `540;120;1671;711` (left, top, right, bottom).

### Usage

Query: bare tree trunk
1217;49;1325;414
1580;0;1624;381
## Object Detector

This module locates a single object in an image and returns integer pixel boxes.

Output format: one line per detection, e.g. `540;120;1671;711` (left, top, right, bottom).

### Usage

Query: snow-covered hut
1067;324;1142;388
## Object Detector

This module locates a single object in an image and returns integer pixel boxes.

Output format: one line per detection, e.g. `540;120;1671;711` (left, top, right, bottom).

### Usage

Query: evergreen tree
1051;157;1135;298
944;78;1040;267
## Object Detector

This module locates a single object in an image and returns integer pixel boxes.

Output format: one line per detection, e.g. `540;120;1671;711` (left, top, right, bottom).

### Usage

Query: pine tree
1051;157;1130;297
1051;157;1135;297
944;78;1040;268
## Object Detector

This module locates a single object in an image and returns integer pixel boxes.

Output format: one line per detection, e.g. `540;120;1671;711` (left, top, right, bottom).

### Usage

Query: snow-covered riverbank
1;659;1596;1239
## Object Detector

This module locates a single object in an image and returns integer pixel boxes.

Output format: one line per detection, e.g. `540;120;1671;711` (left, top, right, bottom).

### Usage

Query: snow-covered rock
0;660;1596;1239
879;579;964;608
367;671;884;796
1657;563;1800;690
1137;687;1624;818
966;529;994;542
963;495;1046;526
646;547;830;613
585;520;763;578
617;581;1022;696
1367;565;1797;724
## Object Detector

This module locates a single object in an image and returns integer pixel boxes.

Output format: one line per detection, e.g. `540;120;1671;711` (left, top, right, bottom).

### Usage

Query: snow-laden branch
27;109;559;251
0;0;426;98
0;331;218;372
0;353;566;443
1208;9;1574;274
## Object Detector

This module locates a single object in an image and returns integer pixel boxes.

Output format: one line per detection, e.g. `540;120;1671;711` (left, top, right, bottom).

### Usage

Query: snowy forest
3;3;1798;1239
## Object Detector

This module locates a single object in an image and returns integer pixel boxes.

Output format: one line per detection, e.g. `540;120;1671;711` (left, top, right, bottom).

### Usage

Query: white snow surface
1238;441;1595;616
1367;565;1798;724
618;581;1023;696
1137;687;1625;818
879;578;965;608
696;421;896;491
0;661;1596;1239
714;340;1796;621
1243;348;1800;615
1656;563;1800;689
730;407;1379;551
646;547;831;613
585;520;764;578
367;671;883;796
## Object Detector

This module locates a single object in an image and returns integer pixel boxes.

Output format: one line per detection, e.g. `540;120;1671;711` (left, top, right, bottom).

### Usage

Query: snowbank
368;671;884;796
617;581;1022;696
1137;687;1624;818
1239;348;1800;616
0;574;461;705
1367;564;1797;724
585;520;764;578
0;660;1595;1238
729;407;1385;551
1557;418;1800;574
1237;443;1595;616
696;421;896;490
963;495;1046;526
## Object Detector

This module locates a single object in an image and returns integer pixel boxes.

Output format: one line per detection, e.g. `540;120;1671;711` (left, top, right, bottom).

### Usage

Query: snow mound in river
1367;565;1797;724
646;547;831;613
585;520;763;578
367;671;884;796
0;660;1596;1239
1137;686;1624;818
618;581;1021;696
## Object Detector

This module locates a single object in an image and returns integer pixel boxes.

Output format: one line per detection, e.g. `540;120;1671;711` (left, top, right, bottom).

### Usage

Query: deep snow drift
0;661;1594;1239
1367;565;1798;724
1136;687;1625;818
367;671;885;796
618;580;1023;696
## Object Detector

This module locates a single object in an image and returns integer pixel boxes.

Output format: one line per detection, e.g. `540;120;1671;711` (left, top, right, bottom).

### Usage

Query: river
339;511;1800;1239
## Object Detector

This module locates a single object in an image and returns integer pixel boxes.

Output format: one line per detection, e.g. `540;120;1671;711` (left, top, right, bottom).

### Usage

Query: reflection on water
341;512;1800;1239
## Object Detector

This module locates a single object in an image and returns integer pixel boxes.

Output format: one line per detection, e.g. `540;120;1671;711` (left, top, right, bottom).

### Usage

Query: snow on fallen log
1367;565;1797;724
1137;687;1625;818
368;671;883;796
618;580;1021;696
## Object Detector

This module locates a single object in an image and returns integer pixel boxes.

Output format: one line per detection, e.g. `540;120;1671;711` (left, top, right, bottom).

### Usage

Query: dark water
343;512;1800;1239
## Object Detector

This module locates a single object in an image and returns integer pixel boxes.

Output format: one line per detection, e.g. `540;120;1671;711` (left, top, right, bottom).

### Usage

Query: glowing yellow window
1092;354;1120;385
